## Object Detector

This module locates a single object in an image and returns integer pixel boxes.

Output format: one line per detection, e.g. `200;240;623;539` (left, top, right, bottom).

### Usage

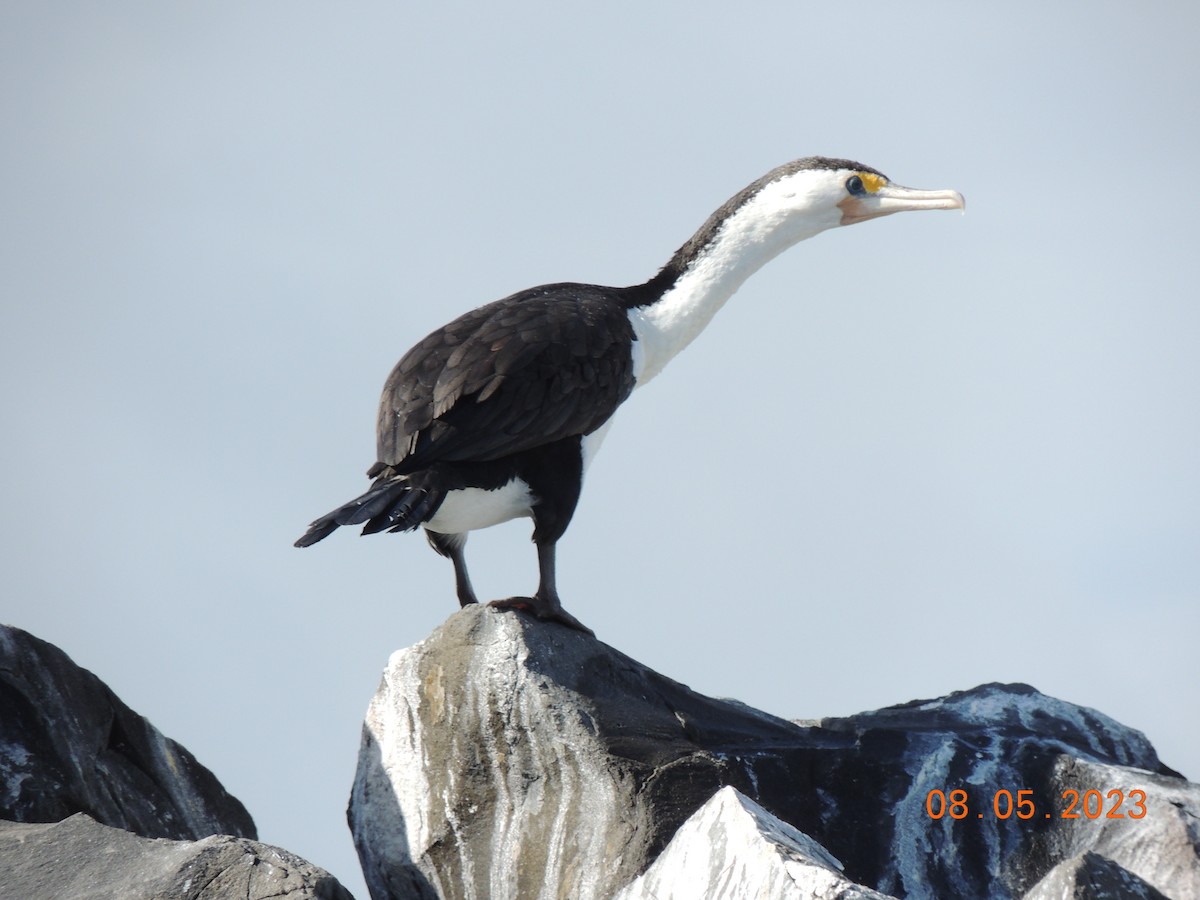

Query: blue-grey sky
3;4;1197;897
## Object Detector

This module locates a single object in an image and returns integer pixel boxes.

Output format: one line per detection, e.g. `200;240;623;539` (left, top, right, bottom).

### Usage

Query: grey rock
0;813;354;900
350;605;1200;900
614;786;897;900
0;623;254;840
1023;851;1172;900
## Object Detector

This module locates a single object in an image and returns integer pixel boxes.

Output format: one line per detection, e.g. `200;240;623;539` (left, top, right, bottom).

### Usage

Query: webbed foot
488;596;595;637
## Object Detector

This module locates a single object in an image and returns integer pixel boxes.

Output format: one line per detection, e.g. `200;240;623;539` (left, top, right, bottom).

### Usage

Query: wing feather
375;284;636;472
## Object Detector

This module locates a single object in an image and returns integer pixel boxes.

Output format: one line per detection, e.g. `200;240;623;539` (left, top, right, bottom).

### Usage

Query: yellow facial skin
857;172;888;194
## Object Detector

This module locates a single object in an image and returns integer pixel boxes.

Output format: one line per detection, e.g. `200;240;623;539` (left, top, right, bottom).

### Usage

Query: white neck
628;177;841;386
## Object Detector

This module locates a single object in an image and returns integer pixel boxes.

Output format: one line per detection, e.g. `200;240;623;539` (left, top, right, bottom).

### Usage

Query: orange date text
924;788;1147;821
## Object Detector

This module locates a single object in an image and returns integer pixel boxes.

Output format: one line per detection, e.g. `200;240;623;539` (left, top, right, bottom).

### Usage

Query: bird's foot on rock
489;596;595;637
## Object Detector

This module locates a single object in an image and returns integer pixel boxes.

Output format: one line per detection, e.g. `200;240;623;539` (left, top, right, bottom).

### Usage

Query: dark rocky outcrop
0;624;253;840
349;605;1200;900
0;624;354;900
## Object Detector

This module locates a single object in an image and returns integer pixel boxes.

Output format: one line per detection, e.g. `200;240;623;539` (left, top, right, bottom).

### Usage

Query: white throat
628;176;841;386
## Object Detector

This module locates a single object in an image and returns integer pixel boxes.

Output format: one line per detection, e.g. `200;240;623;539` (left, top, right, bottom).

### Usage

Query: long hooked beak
839;183;966;226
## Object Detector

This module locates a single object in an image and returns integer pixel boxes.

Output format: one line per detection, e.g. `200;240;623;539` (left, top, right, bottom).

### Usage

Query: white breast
424;479;535;534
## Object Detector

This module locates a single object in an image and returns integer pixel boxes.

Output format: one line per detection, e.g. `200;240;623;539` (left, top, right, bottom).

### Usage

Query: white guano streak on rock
360;646;436;891
890;738;957;897
360;610;646;900
476;626;617;900
963;731;1005;885
919;689;1158;768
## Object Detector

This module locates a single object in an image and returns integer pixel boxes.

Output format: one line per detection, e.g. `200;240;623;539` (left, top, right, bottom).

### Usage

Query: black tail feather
294;476;442;547
339;488;401;526
293;519;340;548
364;487;440;535
383;488;441;534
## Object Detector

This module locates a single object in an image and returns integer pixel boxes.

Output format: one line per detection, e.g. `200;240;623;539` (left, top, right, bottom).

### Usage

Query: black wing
374;283;637;474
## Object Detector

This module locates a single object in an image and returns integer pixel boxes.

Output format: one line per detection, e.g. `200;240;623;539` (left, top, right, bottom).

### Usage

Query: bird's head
671;156;964;276
743;156;965;236
635;155;964;383
830;162;965;226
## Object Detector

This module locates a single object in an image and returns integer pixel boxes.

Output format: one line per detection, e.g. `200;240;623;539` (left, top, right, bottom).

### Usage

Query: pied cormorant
296;157;964;633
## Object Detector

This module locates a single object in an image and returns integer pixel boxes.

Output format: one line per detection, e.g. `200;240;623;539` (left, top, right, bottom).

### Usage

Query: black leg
426;530;478;607
535;539;559;602
489;540;593;636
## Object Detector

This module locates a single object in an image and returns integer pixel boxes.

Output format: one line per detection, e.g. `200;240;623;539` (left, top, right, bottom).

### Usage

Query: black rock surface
0;624;254;840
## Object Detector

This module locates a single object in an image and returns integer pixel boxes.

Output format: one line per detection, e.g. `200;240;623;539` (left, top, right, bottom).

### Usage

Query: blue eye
845;175;866;196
